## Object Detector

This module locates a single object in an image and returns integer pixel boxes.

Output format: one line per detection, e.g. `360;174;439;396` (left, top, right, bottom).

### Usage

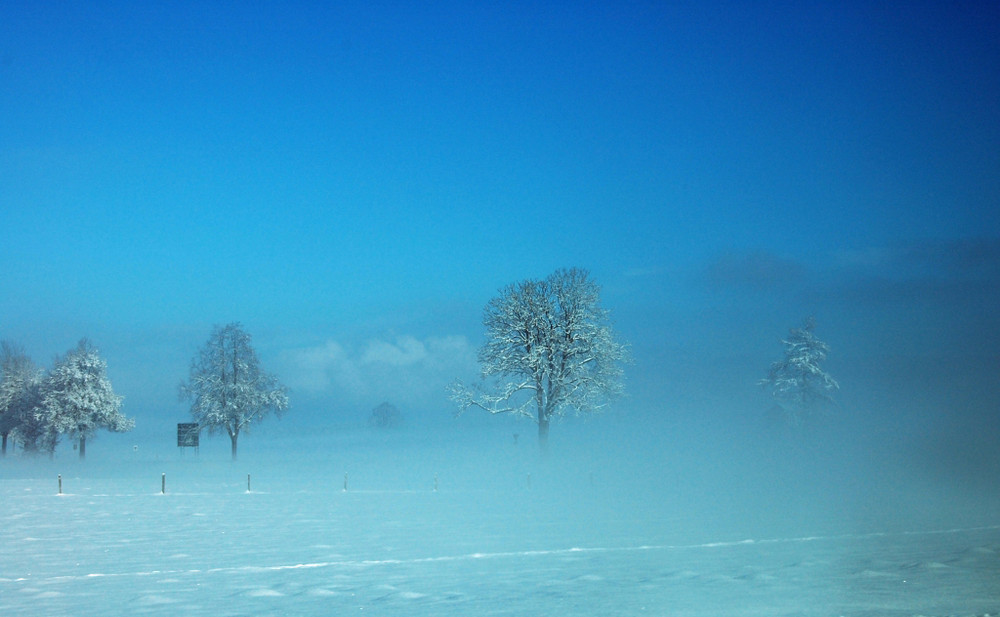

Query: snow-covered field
2;425;998;616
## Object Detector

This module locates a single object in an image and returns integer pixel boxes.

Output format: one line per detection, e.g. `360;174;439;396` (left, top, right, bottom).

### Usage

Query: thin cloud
828;238;1000;304
898;238;1000;276
834;238;1000;277
698;239;1000;309
280;340;363;395
361;335;429;366
705;251;806;291
279;334;478;411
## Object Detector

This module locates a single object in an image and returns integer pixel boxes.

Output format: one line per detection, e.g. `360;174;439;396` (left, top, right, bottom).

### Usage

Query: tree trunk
230;432;239;461
536;386;549;455
1;432;7;457
537;417;549;455
79;436;86;460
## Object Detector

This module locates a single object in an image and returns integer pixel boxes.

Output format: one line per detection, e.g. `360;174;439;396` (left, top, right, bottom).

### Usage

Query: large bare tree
180;323;289;460
450;268;629;452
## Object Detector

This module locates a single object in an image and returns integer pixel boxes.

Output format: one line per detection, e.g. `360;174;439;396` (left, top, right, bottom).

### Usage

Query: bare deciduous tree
450;268;629;452
180;323;289;460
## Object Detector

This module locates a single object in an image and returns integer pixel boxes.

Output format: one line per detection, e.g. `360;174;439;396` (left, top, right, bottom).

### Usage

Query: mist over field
4;395;999;616
8;358;997;541
4;242;999;615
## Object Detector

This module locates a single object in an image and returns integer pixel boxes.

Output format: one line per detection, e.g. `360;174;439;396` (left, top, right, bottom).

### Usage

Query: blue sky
2;2;998;456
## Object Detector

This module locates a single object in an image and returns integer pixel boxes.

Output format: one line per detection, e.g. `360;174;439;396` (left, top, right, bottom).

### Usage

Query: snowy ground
2;425;998;616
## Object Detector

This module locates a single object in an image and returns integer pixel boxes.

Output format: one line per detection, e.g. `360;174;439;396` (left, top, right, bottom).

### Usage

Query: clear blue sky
2;2;998;449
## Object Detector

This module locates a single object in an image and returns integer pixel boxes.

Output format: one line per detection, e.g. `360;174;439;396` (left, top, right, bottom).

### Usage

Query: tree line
451;268;838;450
0;339;133;459
0;323;290;461
2;269;838;460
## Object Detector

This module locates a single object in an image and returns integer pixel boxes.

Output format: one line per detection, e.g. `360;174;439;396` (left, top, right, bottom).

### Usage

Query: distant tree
759;318;839;425
14;381;56;457
39;339;134;459
368;401;401;428
0;341;42;456
450;268;629;452
179;323;289;460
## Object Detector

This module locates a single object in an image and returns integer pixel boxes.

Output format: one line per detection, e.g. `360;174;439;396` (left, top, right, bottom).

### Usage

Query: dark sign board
177;423;200;448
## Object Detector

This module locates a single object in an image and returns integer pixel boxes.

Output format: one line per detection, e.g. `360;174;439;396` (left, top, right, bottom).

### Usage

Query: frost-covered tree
450;268;629;452
14;381;56;457
0;341;43;456
368;401;401;428
759;318;839;425
179;323;289;460
40;339;134;459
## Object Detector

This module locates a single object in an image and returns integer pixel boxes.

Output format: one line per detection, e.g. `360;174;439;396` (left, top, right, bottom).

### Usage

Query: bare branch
449;268;629;436
180;323;289;458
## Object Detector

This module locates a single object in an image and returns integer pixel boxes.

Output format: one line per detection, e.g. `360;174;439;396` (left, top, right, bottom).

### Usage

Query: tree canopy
180;323;289;459
760;317;839;425
0;341;43;456
39;339;134;459
369;402;401;428
450;268;629;451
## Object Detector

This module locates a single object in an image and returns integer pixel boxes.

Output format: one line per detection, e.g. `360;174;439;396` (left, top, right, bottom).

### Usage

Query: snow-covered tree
759;318;839;425
14;382;56;457
450;268;629;452
0;341;43;456
40;339;134;459
368;401;401;428
179;323;289;460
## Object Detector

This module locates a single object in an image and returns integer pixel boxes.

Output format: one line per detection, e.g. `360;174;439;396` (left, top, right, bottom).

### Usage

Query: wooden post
247;474;251;493
58;474;62;495
343;472;348;492
161;473;166;494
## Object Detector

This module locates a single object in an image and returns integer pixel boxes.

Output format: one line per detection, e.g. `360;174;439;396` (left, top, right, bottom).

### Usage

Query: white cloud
361;335;428;366
278;334;478;411
280;339;364;395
